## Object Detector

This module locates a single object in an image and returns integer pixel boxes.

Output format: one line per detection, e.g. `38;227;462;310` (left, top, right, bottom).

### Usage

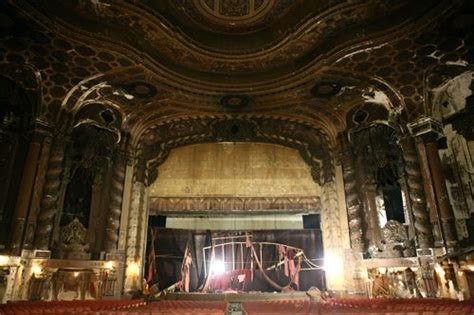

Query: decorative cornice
407;117;444;138
148;196;321;215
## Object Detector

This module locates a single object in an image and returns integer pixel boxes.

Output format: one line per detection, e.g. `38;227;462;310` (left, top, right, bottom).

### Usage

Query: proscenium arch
129;114;346;291
135;115;335;187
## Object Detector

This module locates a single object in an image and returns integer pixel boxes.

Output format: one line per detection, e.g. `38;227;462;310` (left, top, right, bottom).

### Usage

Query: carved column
320;180;343;250
9;123;52;254
34;133;68;250
105;148;127;252
124;158;148;292
339;135;365;252
399;135;434;249
362;178;382;249
320;159;346;291
408;118;458;252
424;138;458;248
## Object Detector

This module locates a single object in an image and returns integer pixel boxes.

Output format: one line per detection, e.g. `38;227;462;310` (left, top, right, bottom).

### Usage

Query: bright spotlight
31;263;43;277
323;252;343;275
104;261;114;270
210;259;226;275
0;255;9;266
127;262;141;278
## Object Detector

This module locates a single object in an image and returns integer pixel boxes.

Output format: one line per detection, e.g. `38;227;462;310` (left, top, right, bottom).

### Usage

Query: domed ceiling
1;0;473;142
16;0;443;81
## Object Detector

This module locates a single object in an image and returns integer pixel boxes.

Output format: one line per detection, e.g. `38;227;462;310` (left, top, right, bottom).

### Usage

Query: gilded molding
149;196;321;215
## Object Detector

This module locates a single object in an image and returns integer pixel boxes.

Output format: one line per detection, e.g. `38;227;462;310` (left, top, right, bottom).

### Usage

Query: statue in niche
61;123;115;228
377;166;405;223
354;123;412;255
371;125;406;224
62;166;92;228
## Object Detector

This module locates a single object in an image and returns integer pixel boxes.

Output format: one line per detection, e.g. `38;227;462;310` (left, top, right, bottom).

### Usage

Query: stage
155;291;311;302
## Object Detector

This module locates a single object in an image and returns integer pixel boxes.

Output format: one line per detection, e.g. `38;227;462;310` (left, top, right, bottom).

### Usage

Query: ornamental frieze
149;196;321;214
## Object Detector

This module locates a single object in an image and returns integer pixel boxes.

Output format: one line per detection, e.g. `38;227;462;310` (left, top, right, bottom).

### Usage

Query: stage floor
159;291;310;302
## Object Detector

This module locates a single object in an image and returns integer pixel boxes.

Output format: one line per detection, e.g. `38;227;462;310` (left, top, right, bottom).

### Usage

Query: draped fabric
180;245;192;292
147;229;158;285
148;228;324;292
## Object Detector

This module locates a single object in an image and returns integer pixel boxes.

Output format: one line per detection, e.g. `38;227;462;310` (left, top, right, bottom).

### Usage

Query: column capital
407;117;444;139
32;118;53;131
29;120;54;142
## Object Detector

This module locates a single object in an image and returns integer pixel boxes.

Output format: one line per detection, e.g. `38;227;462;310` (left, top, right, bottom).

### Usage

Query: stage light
323;252;343;275
323;251;345;290
126;261;141;291
31;263;42;277
0;255;9;266
210;259;226;275
127;262;140;277
104;261;114;270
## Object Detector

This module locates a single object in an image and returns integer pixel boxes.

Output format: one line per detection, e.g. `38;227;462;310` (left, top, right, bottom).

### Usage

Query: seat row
0;299;145;315
0;300;228;315
2;298;473;315
242;298;474;315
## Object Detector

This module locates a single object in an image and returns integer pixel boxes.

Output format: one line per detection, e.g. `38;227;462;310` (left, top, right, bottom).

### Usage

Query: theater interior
1;0;474;314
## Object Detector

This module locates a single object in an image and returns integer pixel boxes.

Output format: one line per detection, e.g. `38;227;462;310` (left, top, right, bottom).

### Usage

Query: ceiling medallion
310;81;343;98
122;82;158;98
194;0;276;27
220;94;250;110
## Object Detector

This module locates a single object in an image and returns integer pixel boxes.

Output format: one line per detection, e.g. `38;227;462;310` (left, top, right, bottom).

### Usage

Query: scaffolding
202;234;323;278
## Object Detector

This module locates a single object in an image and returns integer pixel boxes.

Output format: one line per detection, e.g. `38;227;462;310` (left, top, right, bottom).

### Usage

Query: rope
200;234;216;293
250;244;302;291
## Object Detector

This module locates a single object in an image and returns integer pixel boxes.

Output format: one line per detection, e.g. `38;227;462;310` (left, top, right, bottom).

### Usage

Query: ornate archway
136;115;335;185
122;114;348;291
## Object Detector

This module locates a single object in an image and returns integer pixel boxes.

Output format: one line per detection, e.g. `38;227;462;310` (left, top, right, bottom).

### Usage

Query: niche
58;123;117;259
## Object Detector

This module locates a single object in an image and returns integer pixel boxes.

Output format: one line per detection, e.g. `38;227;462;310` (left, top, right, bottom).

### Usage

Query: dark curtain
146;228;325;292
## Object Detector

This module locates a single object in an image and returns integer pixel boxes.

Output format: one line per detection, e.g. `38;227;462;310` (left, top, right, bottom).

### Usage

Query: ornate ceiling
1;0;473;145
16;0;447;80
172;0;298;34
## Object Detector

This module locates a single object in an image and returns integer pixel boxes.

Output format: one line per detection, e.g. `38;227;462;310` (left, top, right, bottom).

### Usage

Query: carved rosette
400;136;433;249
34;135;68;250
340;138;365;252
105;151;126;252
